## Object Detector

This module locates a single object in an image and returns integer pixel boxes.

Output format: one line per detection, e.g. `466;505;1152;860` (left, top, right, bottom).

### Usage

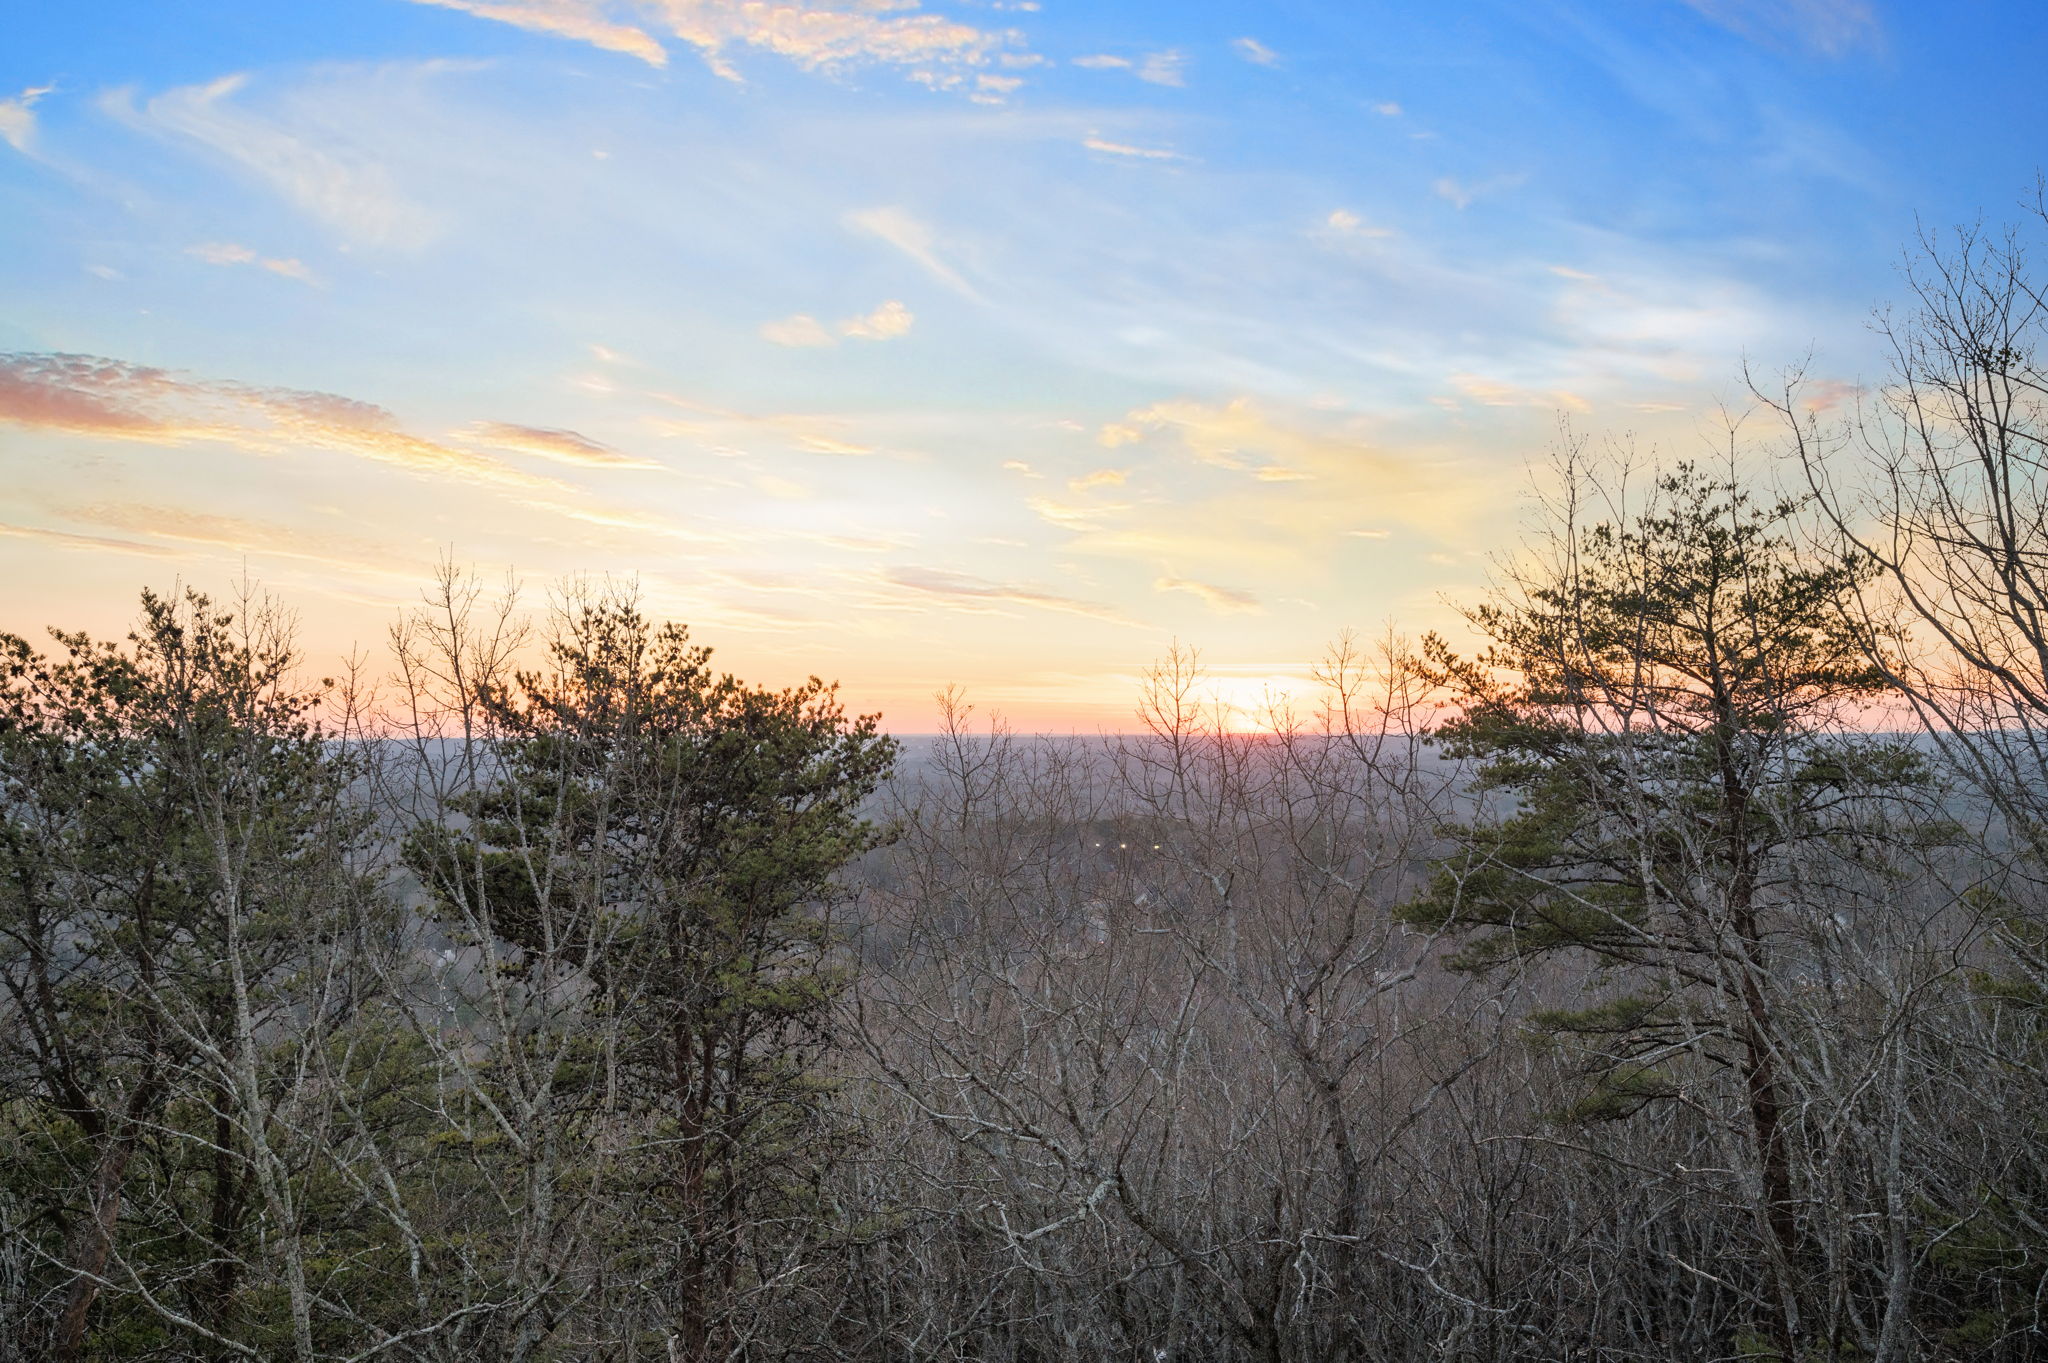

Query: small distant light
1119;843;1127;849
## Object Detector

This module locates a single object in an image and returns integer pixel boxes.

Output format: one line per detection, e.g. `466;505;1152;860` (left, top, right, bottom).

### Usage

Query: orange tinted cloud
465;421;658;467
60;503;408;575
406;0;1018;85
1155;575;1260;614
0;353;174;434
0;351;553;487
411;0;670;66
1067;467;1128;492
0;521;181;558
882;564;1130;623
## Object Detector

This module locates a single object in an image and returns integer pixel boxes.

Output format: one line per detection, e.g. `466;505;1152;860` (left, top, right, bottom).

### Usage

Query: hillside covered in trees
6;217;2048;1363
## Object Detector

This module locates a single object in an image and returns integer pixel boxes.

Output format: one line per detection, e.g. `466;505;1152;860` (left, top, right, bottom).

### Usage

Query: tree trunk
50;1130;139;1362
674;1014;712;1363
1731;895;1802;1358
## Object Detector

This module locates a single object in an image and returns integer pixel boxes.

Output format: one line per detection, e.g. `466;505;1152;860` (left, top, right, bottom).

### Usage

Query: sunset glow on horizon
4;0;2045;730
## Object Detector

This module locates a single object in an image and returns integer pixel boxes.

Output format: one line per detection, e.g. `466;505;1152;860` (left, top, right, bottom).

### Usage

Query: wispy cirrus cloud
1433;173;1525;210
0;351;551;487
646;391;883;457
105;72;440;248
464;421;660;468
1081;135;1186;162
1441;372;1592;413
1678;0;1878;54
0;82;54;155
412;0;669;64
405;0;1024;87
58;502;408;575
1155;575;1259;614
1115;397;1340;483
1320;208;1395;242
0;521;182;559
188;241;318;284
845;206;981;300
1135;50;1187;87
1230;37;1278;67
1073;49;1186;85
881;564;1129;623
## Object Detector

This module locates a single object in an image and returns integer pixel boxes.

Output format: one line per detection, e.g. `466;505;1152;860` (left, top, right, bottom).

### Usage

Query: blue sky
2;0;2043;726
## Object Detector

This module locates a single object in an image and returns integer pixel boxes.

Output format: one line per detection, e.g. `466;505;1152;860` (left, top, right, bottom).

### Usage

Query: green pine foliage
1401;462;1916;1020
0;589;381;1360
402;598;896;1359
1397;463;1939;1356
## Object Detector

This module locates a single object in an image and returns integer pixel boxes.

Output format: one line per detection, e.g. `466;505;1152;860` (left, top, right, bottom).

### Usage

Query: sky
2;0;2045;730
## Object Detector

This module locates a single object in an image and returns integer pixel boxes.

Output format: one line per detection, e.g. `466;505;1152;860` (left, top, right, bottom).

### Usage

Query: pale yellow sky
4;0;2021;728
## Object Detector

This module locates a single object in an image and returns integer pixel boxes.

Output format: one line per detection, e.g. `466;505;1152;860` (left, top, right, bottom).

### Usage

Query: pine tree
405;593;895;1360
1400;460;1923;1357
0;589;372;1360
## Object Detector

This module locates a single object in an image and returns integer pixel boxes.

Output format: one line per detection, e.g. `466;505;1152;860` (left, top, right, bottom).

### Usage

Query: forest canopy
6;213;2048;1363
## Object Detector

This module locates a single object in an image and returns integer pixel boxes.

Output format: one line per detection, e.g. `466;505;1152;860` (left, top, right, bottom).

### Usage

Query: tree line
5;211;2048;1361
